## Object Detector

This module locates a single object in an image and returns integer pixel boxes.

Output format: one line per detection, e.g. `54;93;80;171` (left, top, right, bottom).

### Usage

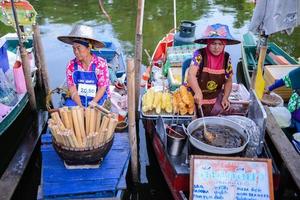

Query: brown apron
196;49;229;116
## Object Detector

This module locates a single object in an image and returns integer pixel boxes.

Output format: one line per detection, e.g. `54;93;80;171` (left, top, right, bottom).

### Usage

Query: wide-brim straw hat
194;23;240;45
57;24;105;49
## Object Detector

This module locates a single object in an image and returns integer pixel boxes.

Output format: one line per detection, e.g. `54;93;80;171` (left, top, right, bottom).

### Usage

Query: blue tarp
0;43;9;73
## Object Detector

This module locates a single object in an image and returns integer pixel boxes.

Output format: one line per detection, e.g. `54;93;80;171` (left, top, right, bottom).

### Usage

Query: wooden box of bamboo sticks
48;106;118;166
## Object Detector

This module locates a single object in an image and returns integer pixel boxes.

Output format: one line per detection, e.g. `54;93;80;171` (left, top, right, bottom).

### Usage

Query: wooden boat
0;33;49;199
236;32;299;90
37;39;130;199
237;32;300;197
141;30;300;199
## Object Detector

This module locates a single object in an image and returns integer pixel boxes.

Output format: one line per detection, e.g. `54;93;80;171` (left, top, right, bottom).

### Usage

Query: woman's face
72;43;90;61
208;40;225;56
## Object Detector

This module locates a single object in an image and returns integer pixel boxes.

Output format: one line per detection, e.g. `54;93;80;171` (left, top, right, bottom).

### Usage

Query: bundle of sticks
48;106;118;150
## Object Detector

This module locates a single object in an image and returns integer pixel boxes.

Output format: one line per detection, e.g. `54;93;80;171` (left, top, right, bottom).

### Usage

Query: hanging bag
13;48;27;94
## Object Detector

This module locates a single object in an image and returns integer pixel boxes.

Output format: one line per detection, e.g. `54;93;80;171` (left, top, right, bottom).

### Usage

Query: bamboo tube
89;108;96;134
86;135;92;148
95;109;102;132
69;130;79;148
52;125;63;145
49;124;59;143
77;107;86;140
51;112;66;130
85;107;91;135
71;107;83;147
99;116;110;144
66;109;74;133
61;132;70;147
60;108;71;130
65;130;75;148
106;118;118;141
94;104;110;115
94;132;99;147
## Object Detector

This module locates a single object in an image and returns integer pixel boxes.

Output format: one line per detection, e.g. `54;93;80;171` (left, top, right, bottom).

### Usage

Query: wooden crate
264;65;300;102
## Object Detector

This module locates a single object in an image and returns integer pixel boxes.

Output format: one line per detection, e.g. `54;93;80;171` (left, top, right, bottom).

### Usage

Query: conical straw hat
58;24;105;48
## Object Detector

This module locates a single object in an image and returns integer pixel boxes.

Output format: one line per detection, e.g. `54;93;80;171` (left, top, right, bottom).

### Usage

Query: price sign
78;83;97;97
190;155;274;200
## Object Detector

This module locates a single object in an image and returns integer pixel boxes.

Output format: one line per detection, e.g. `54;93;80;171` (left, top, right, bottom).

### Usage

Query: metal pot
183;117;249;155
166;125;186;156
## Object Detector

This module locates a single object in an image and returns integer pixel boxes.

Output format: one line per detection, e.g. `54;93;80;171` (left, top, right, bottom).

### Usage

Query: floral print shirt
66;54;110;95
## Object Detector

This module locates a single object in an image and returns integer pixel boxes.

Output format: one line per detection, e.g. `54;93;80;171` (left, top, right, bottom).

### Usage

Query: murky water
1;0;300;199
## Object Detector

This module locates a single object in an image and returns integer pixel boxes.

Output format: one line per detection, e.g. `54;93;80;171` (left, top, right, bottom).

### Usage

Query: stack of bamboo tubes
48;106;118;150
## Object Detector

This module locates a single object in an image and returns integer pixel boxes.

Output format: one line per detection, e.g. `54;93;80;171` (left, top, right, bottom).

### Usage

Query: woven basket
261;93;284;107
53;136;114;166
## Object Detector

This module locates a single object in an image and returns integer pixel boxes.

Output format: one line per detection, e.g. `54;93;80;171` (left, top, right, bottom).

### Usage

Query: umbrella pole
10;0;37;111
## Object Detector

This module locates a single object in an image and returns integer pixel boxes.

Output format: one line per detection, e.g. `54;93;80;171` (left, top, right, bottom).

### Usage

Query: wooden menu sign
190;155;274;200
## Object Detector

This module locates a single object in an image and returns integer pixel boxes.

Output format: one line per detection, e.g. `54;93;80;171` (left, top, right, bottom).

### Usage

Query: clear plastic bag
0;69;18;106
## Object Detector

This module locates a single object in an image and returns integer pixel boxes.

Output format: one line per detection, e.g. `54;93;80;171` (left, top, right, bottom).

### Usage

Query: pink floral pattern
66;54;110;89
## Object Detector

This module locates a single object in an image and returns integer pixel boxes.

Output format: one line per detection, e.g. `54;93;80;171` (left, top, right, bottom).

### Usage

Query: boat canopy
249;0;300;35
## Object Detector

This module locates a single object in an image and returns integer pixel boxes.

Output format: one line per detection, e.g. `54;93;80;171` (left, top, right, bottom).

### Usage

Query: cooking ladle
198;104;216;143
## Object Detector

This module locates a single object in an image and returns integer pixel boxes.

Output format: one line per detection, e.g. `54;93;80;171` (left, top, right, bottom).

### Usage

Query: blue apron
65;59;108;107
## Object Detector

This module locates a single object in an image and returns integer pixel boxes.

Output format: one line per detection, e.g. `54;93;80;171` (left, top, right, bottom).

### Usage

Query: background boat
236;32;299;90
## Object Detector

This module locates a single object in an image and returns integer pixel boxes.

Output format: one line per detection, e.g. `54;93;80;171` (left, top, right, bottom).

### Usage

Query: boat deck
38;131;130;199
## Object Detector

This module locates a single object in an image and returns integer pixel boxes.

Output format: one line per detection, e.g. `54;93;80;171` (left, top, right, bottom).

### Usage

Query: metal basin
184;117;249;155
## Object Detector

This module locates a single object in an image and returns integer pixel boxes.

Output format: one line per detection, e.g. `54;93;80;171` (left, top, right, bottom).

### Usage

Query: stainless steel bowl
184;117;249;155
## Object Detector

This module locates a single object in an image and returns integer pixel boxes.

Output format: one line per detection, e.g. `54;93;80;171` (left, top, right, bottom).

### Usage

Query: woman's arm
66;61;83;107
268;79;285;92
92;86;106;103
69;85;83;107
223;76;232;100
188;64;203;105
92;57;109;103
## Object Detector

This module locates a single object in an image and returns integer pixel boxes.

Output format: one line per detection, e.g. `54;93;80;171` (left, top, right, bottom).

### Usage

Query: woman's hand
221;97;230;111
194;91;203;105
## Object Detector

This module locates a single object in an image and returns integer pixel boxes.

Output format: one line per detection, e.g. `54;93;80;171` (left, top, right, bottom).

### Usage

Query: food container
166;125;186;156
53;136;114;166
168;67;182;91
183;117;249;155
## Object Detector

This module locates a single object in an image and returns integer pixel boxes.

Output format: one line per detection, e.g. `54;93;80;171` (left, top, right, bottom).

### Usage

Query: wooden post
10;0;36;110
134;0;145;112
32;24;50;95
127;58;139;183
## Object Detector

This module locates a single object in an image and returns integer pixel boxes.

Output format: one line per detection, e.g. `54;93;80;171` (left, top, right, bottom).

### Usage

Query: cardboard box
264;65;300;102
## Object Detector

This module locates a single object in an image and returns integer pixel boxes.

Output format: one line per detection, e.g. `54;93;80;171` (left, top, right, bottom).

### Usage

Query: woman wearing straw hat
58;24;110;107
187;23;240;116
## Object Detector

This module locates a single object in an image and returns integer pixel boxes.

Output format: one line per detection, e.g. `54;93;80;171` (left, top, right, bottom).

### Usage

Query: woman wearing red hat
188;23;240;116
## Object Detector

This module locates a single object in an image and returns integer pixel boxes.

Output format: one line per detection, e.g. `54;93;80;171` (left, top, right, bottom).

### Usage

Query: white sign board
190;156;274;200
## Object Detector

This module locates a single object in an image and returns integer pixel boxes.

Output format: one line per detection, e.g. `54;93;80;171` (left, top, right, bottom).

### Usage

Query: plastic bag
0;69;18;106
13;60;27;94
269;106;291;128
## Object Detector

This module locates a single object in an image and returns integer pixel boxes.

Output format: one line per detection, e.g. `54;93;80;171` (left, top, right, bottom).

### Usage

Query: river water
1;0;300;199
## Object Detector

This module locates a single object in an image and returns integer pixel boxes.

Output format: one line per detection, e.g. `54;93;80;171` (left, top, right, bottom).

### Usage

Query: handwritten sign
190;156;274;200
